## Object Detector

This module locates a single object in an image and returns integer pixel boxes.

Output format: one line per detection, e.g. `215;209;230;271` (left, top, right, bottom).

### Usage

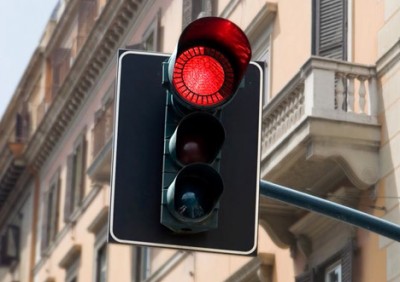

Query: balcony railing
262;56;378;159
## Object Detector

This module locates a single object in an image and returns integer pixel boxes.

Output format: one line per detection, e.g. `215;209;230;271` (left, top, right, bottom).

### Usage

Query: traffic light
109;17;262;255
160;17;251;233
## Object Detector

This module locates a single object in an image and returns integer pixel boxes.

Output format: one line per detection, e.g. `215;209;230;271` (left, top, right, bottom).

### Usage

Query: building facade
0;0;399;281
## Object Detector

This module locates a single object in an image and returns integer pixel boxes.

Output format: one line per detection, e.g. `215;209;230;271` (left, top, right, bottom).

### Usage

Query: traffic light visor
170;17;251;109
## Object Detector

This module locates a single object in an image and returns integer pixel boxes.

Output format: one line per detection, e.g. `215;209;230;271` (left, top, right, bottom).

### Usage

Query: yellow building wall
354;185;387;282
352;0;384;64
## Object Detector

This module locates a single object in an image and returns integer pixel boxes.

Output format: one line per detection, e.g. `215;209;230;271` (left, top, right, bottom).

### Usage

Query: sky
0;0;59;120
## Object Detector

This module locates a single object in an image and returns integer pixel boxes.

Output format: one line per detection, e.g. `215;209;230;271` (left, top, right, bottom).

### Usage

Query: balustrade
262;57;378;154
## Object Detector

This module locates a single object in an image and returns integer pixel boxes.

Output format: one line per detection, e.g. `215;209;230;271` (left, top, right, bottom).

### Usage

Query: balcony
259;57;380;246
87;99;114;184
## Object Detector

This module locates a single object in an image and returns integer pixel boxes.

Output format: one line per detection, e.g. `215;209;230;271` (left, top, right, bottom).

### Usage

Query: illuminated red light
172;46;234;107
169;17;251;109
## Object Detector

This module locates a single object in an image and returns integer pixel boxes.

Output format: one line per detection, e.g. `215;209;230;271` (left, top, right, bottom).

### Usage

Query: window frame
325;260;342;282
46;172;61;244
245;6;275;107
65;257;80;282
15;103;30;142
64;131;87;222
93;225;108;282
257;47;271;107
133;247;151;281
182;0;215;29
41;169;61;253
142;12;160;52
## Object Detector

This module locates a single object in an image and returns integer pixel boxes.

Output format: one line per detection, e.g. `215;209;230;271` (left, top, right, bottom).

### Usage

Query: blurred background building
0;0;399;281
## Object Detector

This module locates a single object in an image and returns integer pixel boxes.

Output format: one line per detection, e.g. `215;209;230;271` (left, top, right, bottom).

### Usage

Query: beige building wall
377;1;400;282
2;0;400;282
28;0;295;281
269;0;312;96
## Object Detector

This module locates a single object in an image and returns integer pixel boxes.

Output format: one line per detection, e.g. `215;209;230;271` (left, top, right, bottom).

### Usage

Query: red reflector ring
172;46;234;108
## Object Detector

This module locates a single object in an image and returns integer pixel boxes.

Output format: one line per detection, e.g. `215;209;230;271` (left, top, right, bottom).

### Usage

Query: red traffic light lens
169;17;251;109
172;46;234;107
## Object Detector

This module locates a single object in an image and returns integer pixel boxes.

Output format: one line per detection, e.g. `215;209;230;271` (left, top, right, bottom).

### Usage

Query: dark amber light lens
172;46;234;107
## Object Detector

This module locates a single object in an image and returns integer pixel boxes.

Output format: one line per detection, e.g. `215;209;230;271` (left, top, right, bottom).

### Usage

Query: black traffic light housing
160;17;251;234
109;17;262;255
160;98;225;233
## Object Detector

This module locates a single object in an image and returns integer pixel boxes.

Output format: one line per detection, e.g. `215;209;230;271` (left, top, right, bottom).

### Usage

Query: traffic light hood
168;17;252;110
176;17;251;80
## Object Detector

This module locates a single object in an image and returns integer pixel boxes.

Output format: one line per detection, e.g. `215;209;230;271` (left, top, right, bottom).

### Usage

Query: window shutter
52;48;71;96
76;135;87;205
78;0;98;48
64;154;74;222
55;176;61;233
296;270;315;282
49;176;61;240
71;134;87;210
40;192;49;254
182;1;215;30
182;0;193;29
314;0;347;60
15;113;24;143
15;104;30;142
341;240;353;282
311;239;354;281
0;226;20;264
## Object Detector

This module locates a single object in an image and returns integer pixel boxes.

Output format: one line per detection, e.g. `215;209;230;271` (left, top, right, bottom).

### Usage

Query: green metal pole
260;180;400;242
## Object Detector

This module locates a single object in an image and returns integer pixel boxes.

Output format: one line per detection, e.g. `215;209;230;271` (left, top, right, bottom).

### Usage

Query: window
325;261;342;282
313;0;348;60
142;13;160;52
0;225;20;266
65;256;80;282
258;48;270;106
127;13;160;52
133;247;150;281
59;245;81;282
51;48;71;96
90;220;108;282
64;133;87;222
245;5;276;106
226;257;271;282
95;243;107;282
182;0;216;28
296;241;353;282
41;171;61;252
15;104;30;142
77;0;98;49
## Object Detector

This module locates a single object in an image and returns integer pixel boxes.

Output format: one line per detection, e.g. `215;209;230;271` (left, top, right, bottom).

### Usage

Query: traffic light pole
260;180;400;242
